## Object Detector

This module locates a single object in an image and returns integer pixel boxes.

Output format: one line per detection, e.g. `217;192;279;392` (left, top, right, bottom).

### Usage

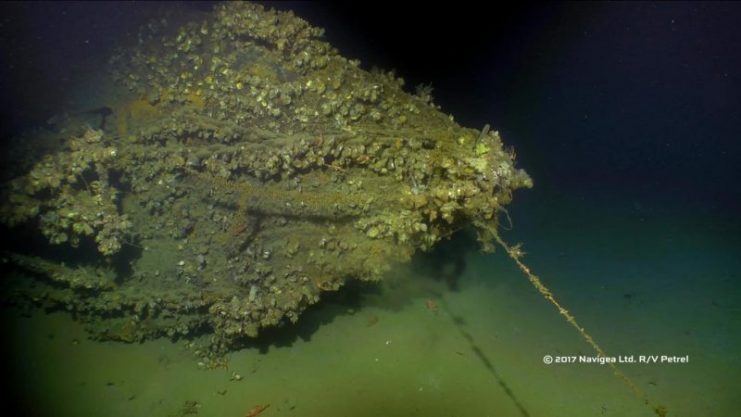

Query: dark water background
2;1;739;215
310;2;741;218
1;2;739;417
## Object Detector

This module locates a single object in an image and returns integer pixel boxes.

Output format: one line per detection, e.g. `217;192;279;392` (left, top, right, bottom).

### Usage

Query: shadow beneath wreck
246;279;381;353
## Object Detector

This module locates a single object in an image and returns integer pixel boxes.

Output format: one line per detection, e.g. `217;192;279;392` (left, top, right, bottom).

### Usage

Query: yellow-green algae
0;3;530;352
